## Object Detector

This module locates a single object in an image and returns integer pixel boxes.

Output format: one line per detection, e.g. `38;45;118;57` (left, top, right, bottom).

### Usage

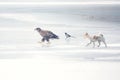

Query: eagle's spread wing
47;31;59;39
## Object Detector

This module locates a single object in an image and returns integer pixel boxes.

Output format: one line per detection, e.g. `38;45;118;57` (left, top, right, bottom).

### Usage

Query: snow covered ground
0;24;119;61
0;23;120;80
0;3;120;80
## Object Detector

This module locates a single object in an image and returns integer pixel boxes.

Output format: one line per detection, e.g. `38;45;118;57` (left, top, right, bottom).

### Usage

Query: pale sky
0;0;119;2
0;0;119;6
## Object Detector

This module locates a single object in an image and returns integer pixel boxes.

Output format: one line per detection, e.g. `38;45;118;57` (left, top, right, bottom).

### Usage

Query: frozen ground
0;24;119;61
0;23;120;80
0;33;120;80
0;59;120;80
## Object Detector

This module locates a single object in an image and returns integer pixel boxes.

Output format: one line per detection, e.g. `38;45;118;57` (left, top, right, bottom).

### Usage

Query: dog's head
83;32;89;39
85;32;88;36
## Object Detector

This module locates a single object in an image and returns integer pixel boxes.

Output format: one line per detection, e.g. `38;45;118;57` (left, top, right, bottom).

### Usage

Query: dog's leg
98;41;101;47
86;41;92;46
93;42;95;48
103;41;107;48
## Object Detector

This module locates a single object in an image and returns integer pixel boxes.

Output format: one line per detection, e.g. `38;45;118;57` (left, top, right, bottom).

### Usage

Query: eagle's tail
50;34;59;39
48;32;59;39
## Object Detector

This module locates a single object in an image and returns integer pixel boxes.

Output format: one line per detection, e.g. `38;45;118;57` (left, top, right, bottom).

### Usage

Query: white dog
84;32;107;48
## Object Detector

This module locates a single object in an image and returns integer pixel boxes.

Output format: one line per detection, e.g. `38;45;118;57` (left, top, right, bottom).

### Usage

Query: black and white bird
35;27;59;44
65;32;75;39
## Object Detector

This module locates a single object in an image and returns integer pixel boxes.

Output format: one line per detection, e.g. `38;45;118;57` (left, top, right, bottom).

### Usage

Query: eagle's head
34;27;41;32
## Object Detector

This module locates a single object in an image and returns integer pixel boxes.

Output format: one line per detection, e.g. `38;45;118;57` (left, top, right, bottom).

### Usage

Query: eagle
35;27;59;43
